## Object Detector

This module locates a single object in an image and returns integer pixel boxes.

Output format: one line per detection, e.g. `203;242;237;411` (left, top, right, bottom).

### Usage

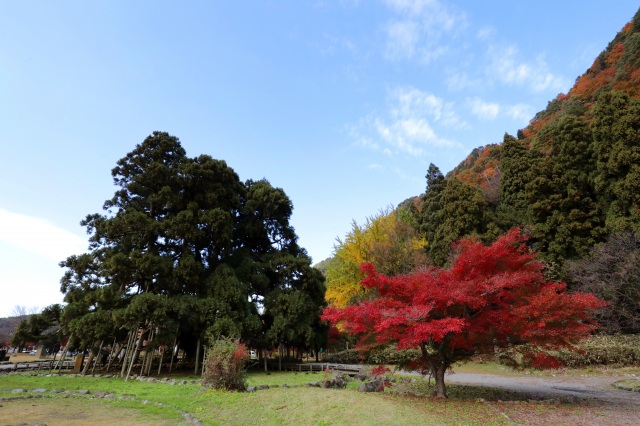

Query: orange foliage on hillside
570;43;623;99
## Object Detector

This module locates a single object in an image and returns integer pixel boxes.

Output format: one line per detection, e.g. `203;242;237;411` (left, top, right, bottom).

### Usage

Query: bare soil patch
0;398;186;426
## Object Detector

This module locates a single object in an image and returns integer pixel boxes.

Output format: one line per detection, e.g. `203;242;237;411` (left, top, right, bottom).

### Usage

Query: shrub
553;334;640;368
321;345;422;366
497;334;640;369
321;349;362;364
202;339;247;391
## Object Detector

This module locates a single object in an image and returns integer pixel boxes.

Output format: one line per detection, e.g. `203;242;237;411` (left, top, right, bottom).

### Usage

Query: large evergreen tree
59;132;325;371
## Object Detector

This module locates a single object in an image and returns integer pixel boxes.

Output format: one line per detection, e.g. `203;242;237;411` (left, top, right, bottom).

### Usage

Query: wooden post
157;346;164;376
145;329;155;376
91;340;104;375
120;329;135;377
54;333;72;372
194;338;201;375
126;328;146;381
105;337;118;372
201;345;208;377
140;329;154;377
169;337;177;373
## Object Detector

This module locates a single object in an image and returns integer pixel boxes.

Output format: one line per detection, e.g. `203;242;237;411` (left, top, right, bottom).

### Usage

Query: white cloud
382;0;466;64
0;208;86;262
390;86;465;128
505;103;533;123
385;20;420;59
466;97;533;125
467;97;500;119
350;87;463;159
487;45;567;93
476;26;495;41
445;72;483;92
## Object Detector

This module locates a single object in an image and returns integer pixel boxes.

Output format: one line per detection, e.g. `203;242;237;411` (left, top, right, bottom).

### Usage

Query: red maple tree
322;228;605;397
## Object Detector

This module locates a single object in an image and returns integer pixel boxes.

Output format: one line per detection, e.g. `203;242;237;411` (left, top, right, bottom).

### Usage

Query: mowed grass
6;363;635;426
0;371;513;425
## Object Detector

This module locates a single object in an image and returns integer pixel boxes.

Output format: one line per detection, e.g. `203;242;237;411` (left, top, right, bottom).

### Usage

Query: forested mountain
323;8;640;333
424;8;640;266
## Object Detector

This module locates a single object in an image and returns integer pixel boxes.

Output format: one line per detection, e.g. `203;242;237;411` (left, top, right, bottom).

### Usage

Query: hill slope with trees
323;7;640;336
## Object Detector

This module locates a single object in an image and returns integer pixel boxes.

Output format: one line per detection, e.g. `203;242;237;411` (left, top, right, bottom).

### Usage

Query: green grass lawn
1;365;630;426
0;370;515;425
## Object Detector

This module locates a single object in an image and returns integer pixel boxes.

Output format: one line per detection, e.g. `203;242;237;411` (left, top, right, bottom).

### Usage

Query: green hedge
553;335;640;368
321;346;421;366
324;335;640;368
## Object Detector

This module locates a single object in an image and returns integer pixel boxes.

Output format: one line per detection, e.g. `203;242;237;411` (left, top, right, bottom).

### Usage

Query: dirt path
444;371;639;404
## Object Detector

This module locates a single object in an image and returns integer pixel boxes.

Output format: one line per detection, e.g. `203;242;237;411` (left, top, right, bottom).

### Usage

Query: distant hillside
319;8;640;275
451;9;640;191
0;316;27;346
419;7;640;268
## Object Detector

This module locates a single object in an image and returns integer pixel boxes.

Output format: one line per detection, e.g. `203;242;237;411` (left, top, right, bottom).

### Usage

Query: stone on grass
358;380;383;393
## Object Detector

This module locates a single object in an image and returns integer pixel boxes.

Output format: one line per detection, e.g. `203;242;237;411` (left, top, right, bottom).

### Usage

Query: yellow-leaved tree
325;205;428;308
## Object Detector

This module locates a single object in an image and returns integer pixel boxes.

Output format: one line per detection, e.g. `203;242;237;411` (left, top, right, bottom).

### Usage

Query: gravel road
444;371;640;406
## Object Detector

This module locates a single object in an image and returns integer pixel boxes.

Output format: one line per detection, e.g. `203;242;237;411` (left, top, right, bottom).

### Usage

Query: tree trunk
194;338;201;375
433;362;447;398
420;341;448;398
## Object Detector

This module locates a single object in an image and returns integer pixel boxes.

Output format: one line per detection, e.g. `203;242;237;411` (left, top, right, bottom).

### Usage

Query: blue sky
1;1;638;317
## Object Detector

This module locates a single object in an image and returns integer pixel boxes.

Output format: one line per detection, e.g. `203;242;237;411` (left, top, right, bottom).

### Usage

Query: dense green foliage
9;305;62;352
408;9;640;337
56;132;325;369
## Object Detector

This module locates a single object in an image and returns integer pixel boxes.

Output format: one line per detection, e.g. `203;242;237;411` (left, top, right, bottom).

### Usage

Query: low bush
321;349;362;364
321;345;421;366
553;334;640;368
202;338;247;391
496;334;640;369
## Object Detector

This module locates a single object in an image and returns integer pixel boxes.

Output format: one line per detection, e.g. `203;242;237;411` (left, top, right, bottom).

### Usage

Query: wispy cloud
382;0;466;63
0;208;86;262
486;45;568;93
504;103;533;123
467;97;500;119
350;86;463;158
385;20;420;60
466;97;533;125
